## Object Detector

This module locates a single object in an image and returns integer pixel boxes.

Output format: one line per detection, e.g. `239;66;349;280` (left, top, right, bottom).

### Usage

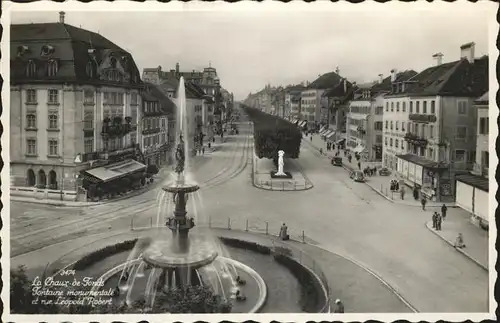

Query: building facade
10;13;145;201
384;43;488;201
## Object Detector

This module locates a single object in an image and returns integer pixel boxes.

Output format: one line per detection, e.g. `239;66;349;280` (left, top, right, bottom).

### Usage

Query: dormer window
17;45;29;57
86;61;97;78
41;45;55;57
26;60;37;77
47;60;58;77
121;56;128;67
110;56;117;68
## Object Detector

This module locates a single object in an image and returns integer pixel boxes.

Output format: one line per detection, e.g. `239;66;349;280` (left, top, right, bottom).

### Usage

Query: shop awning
319;126;326;133
84;159;146;183
456;174;489;192
336;138;346;144
322;130;332;137
396;153;448;169
352;145;366;154
319;128;329;135
299;121;307;127
326;131;336;140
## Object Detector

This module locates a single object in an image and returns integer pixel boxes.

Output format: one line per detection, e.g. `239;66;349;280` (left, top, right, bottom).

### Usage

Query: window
48;89;59;104
409;101;413;113
84;111;93;129
390;121;393;130
431;101;435;114
47;60;58;77
385;121;388;129
26;60;37;77
48;139;58;156
26;89;37;103
415;124;419;135
374;121;383;131
26;114;36;129
395;121;399;131
455;149;466;162
395;139;399;148
130;132;137;144
422;124;427;137
458;101;467;115
423;101;427;114
131;108;138;125
479;117;489;134
402;121;405;132
131;92;138;105
402;102;406;112
162;119;166;128
86;61;96;78
103;92;109;104
111;92;117;105
385;137;388;145
401;142;405;151
385;102;389;112
390;138;393;147
391;102;394;112
456;126;467;139
26;138;37;155
416;101;420;113
396;102;400;112
48;113;58;129
429;125;434;138
84;138;94;153
84;90;94;104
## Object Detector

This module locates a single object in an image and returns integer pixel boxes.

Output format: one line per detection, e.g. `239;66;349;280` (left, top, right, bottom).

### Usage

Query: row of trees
242;105;302;164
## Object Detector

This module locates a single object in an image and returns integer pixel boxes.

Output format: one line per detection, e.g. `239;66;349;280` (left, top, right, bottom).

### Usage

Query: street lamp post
59;158;64;201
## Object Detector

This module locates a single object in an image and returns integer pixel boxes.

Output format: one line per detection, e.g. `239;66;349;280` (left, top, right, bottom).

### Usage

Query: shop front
455;174;489;224
81;159;147;201
396;154;451;202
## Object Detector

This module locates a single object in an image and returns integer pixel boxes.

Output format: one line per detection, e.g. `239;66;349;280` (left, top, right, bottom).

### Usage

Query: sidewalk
305;134;455;208
424;208;488;271
10;166;172;207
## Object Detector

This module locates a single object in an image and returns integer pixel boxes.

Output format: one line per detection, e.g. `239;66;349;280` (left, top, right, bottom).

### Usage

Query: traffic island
253;154;313;191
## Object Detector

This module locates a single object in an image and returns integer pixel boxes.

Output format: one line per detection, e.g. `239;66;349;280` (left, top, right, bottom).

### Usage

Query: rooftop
308;71;344;89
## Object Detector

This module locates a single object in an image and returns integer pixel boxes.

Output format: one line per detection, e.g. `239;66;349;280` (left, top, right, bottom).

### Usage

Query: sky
9;2;495;101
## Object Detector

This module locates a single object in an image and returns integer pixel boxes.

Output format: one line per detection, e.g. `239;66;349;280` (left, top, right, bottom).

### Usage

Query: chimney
432;53;444;66
378;74;384;84
59;11;65;24
460;42;475;63
175;62;180;75
390;69;397;82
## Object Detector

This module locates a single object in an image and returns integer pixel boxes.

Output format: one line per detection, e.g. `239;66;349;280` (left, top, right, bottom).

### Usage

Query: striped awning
319;128;329;135
319;126;326;133
323;130;333;137
83;159;146;183
326;131;336;140
299;121;307;127
336;138;346;144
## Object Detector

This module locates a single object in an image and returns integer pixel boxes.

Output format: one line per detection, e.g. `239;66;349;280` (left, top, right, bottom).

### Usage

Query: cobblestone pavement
11;116;489;313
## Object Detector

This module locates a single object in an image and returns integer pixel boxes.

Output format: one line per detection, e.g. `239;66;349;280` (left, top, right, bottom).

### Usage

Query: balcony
409;114;437;123
404;132;428;147
142;128;161;135
101;116;133;139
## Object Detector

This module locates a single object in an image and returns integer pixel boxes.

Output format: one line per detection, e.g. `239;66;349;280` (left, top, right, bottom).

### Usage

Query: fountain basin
163;182;200;194
142;236;218;269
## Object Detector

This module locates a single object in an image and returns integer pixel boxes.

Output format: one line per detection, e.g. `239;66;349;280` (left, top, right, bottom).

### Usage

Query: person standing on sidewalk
432;212;438;228
334;299;345;313
436;212;442;230
441;204;448;220
421;197;427;210
400;186;405;200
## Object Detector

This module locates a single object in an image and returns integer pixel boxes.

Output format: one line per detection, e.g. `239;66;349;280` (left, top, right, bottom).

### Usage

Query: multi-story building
140;83;175;166
384;42;488;201
348;73;416;161
284;84;305;120
302;71;344;127
321;79;354;143
10;12;144;201
455;91;489;225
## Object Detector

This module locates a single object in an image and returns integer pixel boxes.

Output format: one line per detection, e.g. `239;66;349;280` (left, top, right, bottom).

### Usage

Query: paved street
11;114;488;313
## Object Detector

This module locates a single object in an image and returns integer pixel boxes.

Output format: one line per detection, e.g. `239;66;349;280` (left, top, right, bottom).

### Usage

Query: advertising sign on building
415;165;423;186
408;163;416;182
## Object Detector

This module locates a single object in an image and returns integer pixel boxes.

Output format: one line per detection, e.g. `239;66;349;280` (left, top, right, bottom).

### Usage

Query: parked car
349;170;366;182
378;167;391;176
331;157;343;167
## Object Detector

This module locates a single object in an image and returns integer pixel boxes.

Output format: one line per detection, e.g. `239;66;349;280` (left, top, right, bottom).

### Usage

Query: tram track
11;124;253;257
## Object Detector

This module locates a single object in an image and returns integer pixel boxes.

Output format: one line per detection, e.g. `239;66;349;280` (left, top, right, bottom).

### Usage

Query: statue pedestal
270;170;293;179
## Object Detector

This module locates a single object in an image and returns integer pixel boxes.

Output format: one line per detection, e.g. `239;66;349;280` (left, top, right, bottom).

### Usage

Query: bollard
265;222;268;235
228;218;231;230
131;217;134;231
245;219;249;232
302;230;305;243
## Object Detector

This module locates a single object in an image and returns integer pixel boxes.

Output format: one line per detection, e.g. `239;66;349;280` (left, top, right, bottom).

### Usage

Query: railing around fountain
130;216;331;313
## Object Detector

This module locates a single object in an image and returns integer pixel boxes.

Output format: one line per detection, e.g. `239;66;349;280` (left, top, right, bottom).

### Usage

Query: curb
424;221;488;271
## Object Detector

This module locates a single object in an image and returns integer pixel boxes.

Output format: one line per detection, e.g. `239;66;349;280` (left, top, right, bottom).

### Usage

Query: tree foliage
242;105;302;160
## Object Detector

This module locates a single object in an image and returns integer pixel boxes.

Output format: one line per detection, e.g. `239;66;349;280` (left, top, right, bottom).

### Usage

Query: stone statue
275;150;286;176
174;134;185;174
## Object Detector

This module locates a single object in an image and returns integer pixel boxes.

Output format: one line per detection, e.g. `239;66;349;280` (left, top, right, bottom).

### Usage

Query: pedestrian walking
319;148;323;155
436;212;442;230
413;187;419;200
432;212;437;228
441;204;447;220
334;299;345;313
310;136;313;141
400;186;405;200
421;197;427;211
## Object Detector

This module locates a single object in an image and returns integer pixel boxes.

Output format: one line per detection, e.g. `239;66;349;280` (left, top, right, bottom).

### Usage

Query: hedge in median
72;239;138;271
